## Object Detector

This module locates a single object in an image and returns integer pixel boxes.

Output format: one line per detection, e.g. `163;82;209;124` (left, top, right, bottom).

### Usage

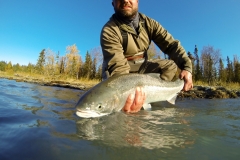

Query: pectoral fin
167;94;178;105
143;103;152;111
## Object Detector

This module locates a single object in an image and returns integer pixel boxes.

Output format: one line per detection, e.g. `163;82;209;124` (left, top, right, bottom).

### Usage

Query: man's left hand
179;70;193;91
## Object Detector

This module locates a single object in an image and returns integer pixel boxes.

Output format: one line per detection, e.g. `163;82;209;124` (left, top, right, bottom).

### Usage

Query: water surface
0;79;239;160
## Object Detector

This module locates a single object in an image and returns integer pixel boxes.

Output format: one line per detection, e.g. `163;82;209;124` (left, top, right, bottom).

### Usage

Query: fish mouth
76;109;108;118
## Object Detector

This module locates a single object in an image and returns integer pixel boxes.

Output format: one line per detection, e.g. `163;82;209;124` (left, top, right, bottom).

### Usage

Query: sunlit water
0;78;240;160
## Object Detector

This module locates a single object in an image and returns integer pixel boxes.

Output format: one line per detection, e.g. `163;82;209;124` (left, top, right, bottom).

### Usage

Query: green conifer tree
36;49;46;74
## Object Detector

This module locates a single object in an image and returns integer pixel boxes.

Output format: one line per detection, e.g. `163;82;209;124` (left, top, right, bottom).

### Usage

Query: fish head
75;89;120;118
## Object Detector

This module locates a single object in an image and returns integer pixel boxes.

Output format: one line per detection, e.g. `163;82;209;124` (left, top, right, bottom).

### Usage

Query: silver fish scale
105;73;184;108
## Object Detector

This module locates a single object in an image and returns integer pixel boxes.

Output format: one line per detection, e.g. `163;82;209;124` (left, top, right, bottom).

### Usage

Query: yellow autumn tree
65;44;82;78
5;61;13;72
44;48;56;76
147;42;162;60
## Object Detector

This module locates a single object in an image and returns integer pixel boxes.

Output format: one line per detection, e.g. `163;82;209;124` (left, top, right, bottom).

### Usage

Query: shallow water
0;78;240;160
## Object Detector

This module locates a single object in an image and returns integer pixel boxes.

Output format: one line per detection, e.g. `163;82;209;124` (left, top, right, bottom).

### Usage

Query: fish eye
97;103;103;110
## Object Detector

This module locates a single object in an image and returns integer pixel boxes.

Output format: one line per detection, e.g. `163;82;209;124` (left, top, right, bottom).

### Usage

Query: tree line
0;44;239;85
189;45;240;85
0;44;103;80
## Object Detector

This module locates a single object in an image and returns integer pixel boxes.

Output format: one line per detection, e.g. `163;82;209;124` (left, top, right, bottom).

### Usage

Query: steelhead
76;73;184;118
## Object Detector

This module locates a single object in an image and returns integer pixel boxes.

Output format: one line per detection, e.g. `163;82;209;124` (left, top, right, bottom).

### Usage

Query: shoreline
0;73;94;90
178;85;240;99
1;73;240;99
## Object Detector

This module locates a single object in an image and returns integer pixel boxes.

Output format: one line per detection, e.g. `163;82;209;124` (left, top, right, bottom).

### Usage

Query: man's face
112;0;138;19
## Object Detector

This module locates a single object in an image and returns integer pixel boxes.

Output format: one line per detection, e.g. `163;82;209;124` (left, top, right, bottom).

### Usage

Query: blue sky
0;0;240;66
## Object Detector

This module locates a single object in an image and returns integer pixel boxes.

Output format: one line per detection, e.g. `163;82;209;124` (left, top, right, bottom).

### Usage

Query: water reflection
76;107;197;149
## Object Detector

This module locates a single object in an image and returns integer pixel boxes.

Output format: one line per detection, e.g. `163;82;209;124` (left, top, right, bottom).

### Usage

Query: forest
0;43;240;86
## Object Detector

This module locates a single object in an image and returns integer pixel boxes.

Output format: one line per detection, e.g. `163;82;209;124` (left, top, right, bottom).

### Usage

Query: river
0;78;239;160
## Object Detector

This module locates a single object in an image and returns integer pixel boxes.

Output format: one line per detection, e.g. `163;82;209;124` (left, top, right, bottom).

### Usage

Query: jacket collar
112;12;140;34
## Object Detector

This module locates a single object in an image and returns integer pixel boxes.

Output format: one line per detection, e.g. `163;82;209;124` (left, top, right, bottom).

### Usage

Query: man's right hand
122;87;146;113
179;70;193;91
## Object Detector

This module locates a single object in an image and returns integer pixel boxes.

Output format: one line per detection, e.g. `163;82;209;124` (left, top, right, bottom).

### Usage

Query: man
100;0;193;113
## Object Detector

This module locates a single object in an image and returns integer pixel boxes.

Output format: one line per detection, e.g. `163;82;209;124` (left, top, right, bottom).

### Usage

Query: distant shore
1;73;240;99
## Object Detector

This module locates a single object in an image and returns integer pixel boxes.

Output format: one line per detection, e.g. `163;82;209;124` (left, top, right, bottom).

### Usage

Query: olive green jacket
100;12;192;77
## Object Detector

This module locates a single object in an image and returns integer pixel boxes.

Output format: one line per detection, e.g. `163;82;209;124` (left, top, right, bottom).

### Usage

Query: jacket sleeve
100;23;130;76
147;18;192;73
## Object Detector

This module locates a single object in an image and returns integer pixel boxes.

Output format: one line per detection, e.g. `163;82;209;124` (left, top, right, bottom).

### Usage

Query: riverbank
1;72;240;99
178;85;240;99
0;72;97;90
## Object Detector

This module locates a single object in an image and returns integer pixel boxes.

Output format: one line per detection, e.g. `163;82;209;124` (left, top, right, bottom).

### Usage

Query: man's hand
179;70;193;91
122;87;146;113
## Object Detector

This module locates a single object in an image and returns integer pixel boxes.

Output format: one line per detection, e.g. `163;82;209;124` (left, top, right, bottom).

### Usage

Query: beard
114;3;138;19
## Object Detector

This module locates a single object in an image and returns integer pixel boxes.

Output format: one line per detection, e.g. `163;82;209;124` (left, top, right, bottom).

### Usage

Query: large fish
76;73;184;118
